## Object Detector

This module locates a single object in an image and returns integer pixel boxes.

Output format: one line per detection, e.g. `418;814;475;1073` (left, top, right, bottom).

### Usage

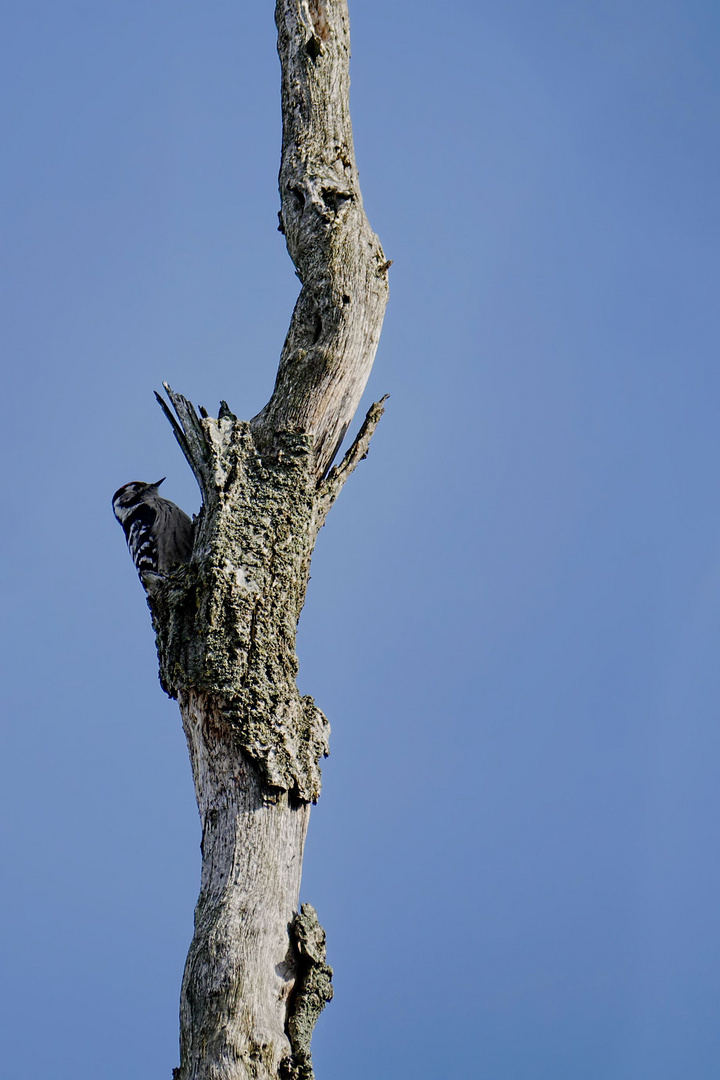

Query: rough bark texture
149;409;330;801
281;906;334;1080
144;2;389;1077
154;385;385;1080
177;691;310;1079
252;0;390;477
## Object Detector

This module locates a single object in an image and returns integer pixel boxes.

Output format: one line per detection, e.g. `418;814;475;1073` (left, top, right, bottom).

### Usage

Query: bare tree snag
142;3;389;1079
253;0;390;476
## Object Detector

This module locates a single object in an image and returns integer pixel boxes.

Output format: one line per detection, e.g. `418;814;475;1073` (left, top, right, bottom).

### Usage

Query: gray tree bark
143;3;389;1078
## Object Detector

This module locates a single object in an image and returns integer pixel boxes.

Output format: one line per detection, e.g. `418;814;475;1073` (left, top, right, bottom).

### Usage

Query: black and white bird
112;479;194;583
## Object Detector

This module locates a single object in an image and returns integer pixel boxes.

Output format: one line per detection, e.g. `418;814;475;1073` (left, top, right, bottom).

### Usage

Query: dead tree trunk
144;3;389;1078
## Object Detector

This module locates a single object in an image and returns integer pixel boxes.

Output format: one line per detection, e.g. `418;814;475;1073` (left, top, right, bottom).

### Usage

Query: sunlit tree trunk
143;3;389;1077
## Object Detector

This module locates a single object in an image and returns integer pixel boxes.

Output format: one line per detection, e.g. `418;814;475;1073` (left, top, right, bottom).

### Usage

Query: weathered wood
252;0;390;476
150;408;330;802
282;905;334;1080
316;394;389;526
141;3;387;1076
151;407;332;1080
177;691;310;1079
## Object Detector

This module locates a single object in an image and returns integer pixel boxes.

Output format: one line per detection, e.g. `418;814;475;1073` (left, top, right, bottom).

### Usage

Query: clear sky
2;1;720;1077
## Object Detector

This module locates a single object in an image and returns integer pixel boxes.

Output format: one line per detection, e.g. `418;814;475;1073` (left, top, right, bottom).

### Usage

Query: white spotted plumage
112;479;194;580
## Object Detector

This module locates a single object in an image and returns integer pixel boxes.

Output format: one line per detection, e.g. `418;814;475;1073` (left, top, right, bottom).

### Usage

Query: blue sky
2;1;720;1076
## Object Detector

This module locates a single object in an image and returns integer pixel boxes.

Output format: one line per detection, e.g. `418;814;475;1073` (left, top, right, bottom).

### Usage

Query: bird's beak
151;477;166;489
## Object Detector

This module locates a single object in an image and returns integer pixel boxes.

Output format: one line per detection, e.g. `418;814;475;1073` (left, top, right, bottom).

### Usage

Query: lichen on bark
147;414;330;802
281;905;334;1080
146;389;385;1079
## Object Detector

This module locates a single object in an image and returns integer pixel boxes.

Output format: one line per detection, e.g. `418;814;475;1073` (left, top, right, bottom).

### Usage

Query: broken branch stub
149;383;387;803
149;387;330;802
148;383;384;1079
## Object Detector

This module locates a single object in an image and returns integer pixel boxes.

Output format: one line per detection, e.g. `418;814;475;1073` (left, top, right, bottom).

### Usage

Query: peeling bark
141;3;388;1077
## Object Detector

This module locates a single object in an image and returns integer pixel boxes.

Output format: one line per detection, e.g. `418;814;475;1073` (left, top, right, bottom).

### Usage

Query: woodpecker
112;479;194;583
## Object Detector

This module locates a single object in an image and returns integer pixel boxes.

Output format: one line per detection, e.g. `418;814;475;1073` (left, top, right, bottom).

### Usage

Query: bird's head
112;478;165;520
